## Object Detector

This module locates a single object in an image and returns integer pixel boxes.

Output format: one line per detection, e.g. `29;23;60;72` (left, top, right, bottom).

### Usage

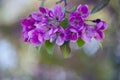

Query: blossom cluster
21;5;107;46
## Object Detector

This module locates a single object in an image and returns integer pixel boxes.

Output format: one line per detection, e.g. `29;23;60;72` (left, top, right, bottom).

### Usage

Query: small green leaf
99;42;103;49
45;40;55;55
70;6;77;12
36;46;41;52
91;0;111;14
60;18;68;29
65;6;77;13
77;38;85;47
60;42;71;59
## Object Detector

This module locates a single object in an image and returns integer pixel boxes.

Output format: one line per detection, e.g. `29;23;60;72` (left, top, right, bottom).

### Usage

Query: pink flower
49;6;65;22
28;28;45;46
49;26;65;46
69;14;84;30
79;25;94;43
76;4;90;18
65;26;79;42
21;5;108;47
94;21;108;40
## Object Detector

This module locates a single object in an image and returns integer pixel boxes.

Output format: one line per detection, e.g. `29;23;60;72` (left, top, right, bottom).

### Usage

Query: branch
56;0;67;6
39;0;46;7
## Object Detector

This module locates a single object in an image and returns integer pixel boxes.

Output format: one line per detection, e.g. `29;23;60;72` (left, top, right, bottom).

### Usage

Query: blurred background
0;0;120;80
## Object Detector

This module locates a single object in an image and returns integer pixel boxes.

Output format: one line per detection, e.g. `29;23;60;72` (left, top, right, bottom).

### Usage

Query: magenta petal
44;24;56;40
21;16;36;32
21;19;30;27
69;15;84;28
103;22;108;30
54;6;61;15
69;17;75;24
71;33;78;42
77;5;82;11
94;31;105;40
49;6;65;22
86;27;94;38
21;18;35;27
38;34;44;42
22;31;29;42
70;12;78;17
48;11;54;18
50;34;56;43
81;33;91;43
31;12;42;21
28;29;45;46
56;36;64;46
96;21;107;31
81;5;88;12
79;26;94;43
28;30;34;38
44;33;49;40
39;7;47;14
30;38;41;46
29;31;41;46
70;28;78;33
35;22;47;29
76;4;90;18
49;26;65;45
65;26;78;42
48;29;54;35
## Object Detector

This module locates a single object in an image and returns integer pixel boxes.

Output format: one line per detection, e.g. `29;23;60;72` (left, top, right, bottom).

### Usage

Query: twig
40;0;46;7
56;0;67;6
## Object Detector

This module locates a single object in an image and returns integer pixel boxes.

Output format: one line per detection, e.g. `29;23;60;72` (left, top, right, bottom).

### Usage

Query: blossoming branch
21;5;108;58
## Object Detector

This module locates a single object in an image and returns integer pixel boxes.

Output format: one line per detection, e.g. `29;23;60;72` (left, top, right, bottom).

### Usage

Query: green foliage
65;6;77;13
77;38;85;47
91;0;111;14
36;46;41;52
99;42;103;49
60;41;71;59
60;18;69;29
45;40;55;55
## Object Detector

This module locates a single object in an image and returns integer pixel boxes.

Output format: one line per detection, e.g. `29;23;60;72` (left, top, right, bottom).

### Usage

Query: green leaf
99;42;103;49
60;42;71;59
45;40;55;55
36;46;41;52
65;6;77;13
91;0;111;14
77;38;85;47
60;18;68;29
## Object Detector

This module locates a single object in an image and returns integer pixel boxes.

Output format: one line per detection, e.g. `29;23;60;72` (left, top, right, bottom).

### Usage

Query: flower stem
56;0;67;7
40;0;45;7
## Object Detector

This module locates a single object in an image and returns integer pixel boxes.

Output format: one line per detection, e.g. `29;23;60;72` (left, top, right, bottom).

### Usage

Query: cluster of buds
21;5;107;47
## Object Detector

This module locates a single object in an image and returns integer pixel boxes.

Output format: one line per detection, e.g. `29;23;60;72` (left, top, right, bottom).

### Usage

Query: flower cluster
21;5;107;46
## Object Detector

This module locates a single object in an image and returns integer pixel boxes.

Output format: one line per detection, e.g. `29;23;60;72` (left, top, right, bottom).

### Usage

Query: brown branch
56;0;67;6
